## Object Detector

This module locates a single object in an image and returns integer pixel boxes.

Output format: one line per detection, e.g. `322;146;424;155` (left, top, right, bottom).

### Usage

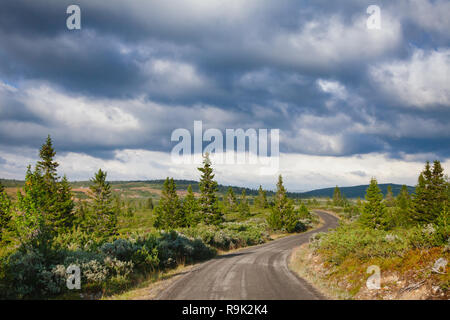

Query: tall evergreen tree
267;175;297;232
384;185;396;207
238;189;250;217
255;185;269;209
360;178;387;229
333;186;342;206
88;169;118;237
13;166;51;249
225;187;237;211
14;136;74;235
154;178;184;229
0;181;4;193
395;185;411;226
183;185;200;226
37;135;59;185
198;153;223;225
412;161;447;224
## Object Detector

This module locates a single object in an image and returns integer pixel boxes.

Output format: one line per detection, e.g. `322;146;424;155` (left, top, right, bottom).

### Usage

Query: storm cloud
0;0;448;188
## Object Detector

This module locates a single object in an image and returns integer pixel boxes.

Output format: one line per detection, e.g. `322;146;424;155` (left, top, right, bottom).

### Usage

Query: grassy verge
289;211;449;300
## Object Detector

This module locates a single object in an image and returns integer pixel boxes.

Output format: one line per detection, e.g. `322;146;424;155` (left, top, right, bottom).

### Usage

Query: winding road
157;210;339;300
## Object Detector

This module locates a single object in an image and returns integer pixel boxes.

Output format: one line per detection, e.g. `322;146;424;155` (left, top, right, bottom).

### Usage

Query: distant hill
1;178;414;199
295;184;415;199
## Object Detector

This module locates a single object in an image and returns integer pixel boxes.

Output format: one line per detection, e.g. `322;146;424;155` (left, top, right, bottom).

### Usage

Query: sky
0;0;449;191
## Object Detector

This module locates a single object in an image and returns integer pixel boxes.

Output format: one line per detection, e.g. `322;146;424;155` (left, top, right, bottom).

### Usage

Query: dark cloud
0;0;448;162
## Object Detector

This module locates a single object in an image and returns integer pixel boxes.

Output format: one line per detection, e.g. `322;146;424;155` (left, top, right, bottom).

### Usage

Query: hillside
295;183;415;199
0;178;414;199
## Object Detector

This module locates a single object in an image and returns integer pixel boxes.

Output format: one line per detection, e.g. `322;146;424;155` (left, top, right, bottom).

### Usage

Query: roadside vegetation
291;161;449;299
0;136;317;299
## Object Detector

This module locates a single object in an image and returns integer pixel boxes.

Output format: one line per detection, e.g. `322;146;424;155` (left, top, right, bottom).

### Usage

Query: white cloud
261;14;402;70
143;59;214;96
370;48;450;108
317;79;347;100
403;0;450;38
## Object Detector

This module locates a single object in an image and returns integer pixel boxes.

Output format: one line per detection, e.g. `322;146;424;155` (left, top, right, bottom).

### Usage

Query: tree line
358;160;449;233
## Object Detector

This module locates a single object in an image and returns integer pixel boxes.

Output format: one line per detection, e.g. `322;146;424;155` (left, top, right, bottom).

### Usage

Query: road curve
156;210;339;300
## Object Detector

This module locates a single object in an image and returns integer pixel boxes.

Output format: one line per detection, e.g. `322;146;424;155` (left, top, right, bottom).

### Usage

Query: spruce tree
333;186;342;206
198;153;223;225
154;178;184;229
32;136;74;232
384;185;396;207
88;169;118;238
14;166;50;249
267;175;297;232
225;187;237;211
396;185;411;226
238;189;250;217
297;202;311;219
0;181;4;193
256;185;269;209
360;178;387;229
183;185;200;226
430;161;446;219
53;175;75;230
412;161;447;224
37;135;59;185
12;136;74;244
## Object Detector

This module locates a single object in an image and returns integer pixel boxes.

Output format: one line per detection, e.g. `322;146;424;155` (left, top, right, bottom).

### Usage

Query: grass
289;209;449;300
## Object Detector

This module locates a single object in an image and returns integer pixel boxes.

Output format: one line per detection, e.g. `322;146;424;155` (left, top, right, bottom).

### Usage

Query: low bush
0;230;215;299
180;221;270;250
311;221;449;266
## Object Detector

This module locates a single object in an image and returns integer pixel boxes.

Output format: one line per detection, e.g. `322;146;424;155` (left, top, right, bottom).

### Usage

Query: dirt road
157;210;339;300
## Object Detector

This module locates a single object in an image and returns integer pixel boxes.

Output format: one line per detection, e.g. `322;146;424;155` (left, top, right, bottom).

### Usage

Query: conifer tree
13;166;51;249
0;181;4;193
13;136;74;238
384;185;396;207
37;135;59;185
392;184;410;226
360;178;387;229
88;169;118;237
225;187;237;211
183;185;200;226
333;186;342;206
297;202;311;219
267;175;297;232
238;189;250;217
53;175;75;230
412;161;447;224
256;185;269;209
154;178;184;229
198;153;223;225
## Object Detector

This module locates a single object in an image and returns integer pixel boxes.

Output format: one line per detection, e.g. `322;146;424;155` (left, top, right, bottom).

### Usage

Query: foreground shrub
0;230;215;299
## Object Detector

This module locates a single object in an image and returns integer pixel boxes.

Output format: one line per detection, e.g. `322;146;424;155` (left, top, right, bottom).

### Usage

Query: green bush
180;221;270;250
312;221;449;266
0;230;215;299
